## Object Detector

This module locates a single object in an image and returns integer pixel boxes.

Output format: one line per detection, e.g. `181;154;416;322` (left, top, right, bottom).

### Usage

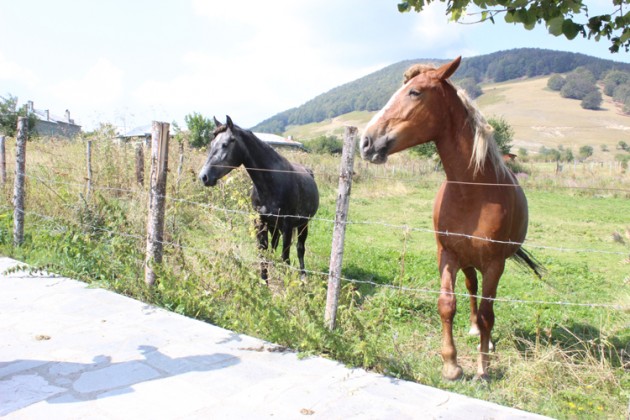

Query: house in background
26;101;81;138
118;125;306;150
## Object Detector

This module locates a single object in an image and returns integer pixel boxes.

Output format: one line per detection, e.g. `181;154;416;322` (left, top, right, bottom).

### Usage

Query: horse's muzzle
360;135;388;164
199;173;217;187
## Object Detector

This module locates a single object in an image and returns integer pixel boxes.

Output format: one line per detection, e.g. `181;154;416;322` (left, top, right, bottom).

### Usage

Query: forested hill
252;48;630;134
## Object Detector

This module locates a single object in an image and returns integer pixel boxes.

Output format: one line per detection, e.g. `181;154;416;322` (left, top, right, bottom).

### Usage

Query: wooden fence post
86;139;92;201
0;135;6;185
13;117;27;246
325;126;357;330
144;121;170;286
135;142;144;186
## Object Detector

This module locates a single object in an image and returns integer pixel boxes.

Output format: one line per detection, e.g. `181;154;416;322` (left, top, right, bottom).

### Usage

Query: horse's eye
409;89;422;98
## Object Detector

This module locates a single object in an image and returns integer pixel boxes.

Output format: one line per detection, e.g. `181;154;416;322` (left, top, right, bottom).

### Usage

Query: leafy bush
547;74;566;91
602;70;630;96
579;145;594;160
488;116;514;154
185;112;215;149
458;77;483;99
303;135;343;154
581;90;602;110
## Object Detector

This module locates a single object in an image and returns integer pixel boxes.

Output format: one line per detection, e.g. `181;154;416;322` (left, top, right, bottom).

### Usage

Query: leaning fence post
0;135;6;185
325;126;357;330
13;117;27;246
144;121;170;286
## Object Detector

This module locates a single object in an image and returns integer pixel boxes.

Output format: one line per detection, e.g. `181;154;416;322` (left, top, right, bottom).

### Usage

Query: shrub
303;135;343;154
581;90;602;110
547;74;566;91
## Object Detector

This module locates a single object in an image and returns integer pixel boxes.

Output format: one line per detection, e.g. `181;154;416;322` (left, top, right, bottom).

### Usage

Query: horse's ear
226;115;233;130
213;116;221;127
435;56;461;81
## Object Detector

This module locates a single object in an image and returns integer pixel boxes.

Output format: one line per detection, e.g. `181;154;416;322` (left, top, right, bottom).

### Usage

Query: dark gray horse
198;116;319;281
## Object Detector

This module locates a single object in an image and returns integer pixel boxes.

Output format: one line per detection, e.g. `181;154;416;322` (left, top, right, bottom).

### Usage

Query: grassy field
284;75;630;163
0;137;628;419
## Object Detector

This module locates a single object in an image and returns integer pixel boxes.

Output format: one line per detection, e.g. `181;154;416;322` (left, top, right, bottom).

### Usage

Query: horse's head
360;56;462;164
198;115;242;187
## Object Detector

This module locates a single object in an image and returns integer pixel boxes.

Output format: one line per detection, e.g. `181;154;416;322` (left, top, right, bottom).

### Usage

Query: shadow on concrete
0;345;239;415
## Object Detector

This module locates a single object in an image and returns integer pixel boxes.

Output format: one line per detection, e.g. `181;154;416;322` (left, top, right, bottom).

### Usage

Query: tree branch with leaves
398;0;630;53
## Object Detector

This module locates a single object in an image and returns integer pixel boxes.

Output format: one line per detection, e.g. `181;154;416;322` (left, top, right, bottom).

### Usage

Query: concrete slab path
0;257;550;419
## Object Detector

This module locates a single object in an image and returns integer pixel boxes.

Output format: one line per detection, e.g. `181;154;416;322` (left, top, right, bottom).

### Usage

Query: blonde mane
454;87;508;178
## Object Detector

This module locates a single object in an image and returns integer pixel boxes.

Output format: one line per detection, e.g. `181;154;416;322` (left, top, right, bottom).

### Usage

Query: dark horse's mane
213;123;284;160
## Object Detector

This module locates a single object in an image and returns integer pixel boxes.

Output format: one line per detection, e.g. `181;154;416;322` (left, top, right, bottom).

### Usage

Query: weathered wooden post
86;139;92;200
0;135;6;185
144;122;170;286
176;140;185;188
325;126;357;330
135;142;144;186
13;117;27;246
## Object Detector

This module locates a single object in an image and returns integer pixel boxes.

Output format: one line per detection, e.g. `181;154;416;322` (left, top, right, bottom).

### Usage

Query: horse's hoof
468;325;480;336
474;373;491;382
442;364;464;381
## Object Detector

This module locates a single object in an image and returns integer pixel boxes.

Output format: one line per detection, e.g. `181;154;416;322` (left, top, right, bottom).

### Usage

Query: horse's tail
512;247;545;279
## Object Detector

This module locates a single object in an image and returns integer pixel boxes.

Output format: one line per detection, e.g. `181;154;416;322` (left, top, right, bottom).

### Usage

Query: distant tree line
253;48;630;134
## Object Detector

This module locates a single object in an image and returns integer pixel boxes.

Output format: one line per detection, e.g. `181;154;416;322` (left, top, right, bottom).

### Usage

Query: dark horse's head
198;116;242;187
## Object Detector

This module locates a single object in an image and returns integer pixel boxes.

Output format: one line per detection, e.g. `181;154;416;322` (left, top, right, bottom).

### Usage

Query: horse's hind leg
463;267;479;336
255;218;269;283
476;261;504;380
281;226;293;265
296;224;309;278
437;249;463;381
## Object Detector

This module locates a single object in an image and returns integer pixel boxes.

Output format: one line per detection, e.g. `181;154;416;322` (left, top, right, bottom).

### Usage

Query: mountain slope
252;48;630;134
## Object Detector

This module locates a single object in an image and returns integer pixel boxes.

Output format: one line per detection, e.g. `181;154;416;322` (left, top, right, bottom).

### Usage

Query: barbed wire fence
1;122;629;329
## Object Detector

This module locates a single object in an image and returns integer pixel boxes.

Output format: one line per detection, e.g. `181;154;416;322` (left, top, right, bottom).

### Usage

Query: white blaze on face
362;80;411;136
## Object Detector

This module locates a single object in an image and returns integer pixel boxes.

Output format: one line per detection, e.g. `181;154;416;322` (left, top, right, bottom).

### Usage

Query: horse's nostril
362;136;372;151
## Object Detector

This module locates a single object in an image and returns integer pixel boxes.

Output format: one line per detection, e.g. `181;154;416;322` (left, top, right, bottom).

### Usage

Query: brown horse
360;56;543;380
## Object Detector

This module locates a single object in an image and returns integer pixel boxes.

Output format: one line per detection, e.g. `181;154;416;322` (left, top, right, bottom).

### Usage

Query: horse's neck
238;133;290;194
435;117;503;184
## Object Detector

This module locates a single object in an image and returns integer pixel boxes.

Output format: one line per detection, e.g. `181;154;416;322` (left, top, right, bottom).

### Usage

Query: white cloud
48;58;124;106
0;52;38;87
410;3;466;52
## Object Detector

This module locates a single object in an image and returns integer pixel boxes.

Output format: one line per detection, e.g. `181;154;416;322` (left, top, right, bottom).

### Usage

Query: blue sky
1;0;628;132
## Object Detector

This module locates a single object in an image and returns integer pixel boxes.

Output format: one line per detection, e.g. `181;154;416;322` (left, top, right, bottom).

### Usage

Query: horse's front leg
255;218;269;283
437;248;463;381
477;261;504;380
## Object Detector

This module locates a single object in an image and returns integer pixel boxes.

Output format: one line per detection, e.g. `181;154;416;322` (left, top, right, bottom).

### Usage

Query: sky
1;0;628;133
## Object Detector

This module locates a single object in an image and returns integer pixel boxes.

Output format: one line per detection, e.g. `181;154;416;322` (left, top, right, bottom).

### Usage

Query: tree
578;144;594;160
581;90;602;110
488;116;514;154
185;112;215;149
547;74;566;91
0;94;36;137
458;77;483;98
603;70;630;96
560;69;598;100
397;0;630;53
303;135;343;154
618;140;629;151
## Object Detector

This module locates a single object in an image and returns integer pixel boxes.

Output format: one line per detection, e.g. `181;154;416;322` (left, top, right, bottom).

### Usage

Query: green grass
0;136;628;419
